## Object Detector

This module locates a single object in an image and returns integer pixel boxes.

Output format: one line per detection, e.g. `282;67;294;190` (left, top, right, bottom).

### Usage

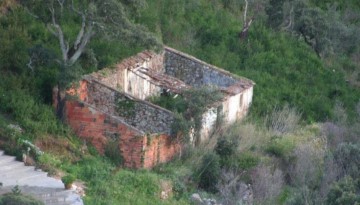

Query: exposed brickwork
64;100;179;169
65;100;143;168
143;135;181;168
57;47;254;169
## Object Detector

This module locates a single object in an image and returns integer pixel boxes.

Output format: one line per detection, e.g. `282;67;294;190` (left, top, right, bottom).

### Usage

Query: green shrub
265;136;295;160
172;179;187;199
104;137;123;166
196;152;221;193
235;152;260;170
333;143;360;179
61;174;76;186
219;152;259;170
149;94;187;113
215;137;238;160
115;96;136;117
285;189;309;205
171;112;192;143
0;193;44;205
326;176;360;205
151;87;223;143
266;143;287;158
0;82;68;135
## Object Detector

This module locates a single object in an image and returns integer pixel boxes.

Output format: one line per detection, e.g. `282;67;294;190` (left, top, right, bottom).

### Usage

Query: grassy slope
139;0;360;122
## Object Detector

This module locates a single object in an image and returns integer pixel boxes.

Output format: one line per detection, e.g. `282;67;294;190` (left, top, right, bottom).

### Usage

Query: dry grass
35;135;86;162
0;0;17;16
252;165;284;205
265;105;301;136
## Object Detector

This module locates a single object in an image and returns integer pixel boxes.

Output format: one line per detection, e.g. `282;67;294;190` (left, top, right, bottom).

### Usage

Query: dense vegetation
0;0;359;204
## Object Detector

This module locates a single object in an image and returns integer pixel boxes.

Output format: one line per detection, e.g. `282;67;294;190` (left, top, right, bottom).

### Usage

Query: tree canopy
21;0;161;86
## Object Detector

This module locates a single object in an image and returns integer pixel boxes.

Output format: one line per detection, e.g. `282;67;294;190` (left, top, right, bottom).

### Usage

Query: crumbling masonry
59;47;254;169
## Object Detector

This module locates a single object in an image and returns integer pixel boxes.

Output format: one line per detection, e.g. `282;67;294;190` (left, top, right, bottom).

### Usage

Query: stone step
21;176;64;188
0;160;25;171
0;170;48;186
0;166;37;179
36;190;74;198
0;165;34;175
0;155;16;165
0;149;83;205
0;186;80;205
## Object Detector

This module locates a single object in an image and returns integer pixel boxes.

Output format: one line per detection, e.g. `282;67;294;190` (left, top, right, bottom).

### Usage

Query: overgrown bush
326;176;360;205
0;83;68;135
0;193;44;205
196;152;221;193
151;87;223;143
215;137;237;163
265;105;301;135
333;143;360;179
104;137;123;166
61;174;76;188
216;168;251;205
265;136;295;160
215;137;259;170
233;152;260;170
252;165;284;204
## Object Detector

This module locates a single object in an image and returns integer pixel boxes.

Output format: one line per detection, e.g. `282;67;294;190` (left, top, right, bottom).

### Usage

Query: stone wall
164;47;238;88
88;51;164;100
65;100;180;169
81;79;174;135
198;106;220;143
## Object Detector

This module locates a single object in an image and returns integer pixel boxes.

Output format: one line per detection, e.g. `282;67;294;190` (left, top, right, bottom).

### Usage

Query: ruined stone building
62;47;254;169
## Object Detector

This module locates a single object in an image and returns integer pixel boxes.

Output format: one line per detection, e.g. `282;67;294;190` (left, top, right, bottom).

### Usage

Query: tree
239;0;253;40
265;0;285;29
282;0;360;58
20;0;161;119
326;176;360;205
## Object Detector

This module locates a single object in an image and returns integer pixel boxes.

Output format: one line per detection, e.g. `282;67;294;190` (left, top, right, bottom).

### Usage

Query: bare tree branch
24;7;39;19
244;0;248;25
47;24;58;36
74;14;86;50
49;3;69;63
56;0;65;13
239;0;254;40
26;56;34;72
283;6;294;30
68;23;94;65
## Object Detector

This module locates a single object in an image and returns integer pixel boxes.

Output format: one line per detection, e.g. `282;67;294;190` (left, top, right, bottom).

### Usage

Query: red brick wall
64;100;180;169
65;100;145;168
143;135;181;169
66;80;88;101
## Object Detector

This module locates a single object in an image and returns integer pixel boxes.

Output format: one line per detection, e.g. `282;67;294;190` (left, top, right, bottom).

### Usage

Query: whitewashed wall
123;67;162;100
197;87;253;143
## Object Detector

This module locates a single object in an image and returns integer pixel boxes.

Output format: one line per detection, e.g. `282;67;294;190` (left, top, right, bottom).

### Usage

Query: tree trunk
56;84;67;122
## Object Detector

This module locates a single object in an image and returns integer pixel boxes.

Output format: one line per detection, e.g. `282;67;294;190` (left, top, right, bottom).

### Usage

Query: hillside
0;0;360;204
